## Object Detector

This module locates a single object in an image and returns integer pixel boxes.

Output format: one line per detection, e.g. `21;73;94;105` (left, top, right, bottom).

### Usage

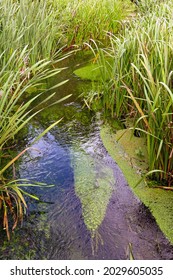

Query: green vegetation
83;0;173;187
72;150;114;235
52;0;133;47
2;0;172;249
74;63;104;81
0;0;133;238
100;125;173;244
0;0;67;238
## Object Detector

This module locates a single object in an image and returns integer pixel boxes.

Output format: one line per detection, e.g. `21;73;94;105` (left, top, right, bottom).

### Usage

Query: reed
0;47;70;238
0;0;70;238
0;0;59;66
56;0;133;47
86;0;173;185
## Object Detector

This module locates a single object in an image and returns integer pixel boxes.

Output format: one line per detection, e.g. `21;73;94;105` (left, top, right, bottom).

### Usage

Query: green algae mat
71;150;115;237
100;125;173;244
74;63;103;81
74;57;113;82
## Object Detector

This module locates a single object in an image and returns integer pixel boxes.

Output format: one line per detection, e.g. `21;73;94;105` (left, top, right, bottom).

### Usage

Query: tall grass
0;0;70;238
0;0;133;239
0;0;60;66
55;0;134;47
86;0;173;186
0;48;70;238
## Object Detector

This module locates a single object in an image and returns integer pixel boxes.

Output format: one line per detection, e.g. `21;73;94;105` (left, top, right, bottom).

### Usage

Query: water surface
1;54;173;260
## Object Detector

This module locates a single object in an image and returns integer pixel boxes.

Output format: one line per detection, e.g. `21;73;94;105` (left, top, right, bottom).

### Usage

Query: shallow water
1;54;173;260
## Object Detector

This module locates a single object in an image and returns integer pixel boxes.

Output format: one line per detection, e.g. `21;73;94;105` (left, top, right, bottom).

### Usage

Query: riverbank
100;124;173;244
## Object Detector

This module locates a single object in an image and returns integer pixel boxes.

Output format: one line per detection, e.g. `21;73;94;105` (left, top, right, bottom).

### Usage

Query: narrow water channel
1;54;173;260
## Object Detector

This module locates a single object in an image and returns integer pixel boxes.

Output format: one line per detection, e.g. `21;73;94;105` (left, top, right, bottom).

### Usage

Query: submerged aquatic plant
72;149;115;253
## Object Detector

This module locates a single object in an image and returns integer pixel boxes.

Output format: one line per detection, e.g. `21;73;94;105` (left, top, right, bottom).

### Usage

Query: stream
1;53;173;260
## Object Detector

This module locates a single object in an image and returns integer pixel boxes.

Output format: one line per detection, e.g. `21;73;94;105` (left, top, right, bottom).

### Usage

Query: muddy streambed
1;54;173;260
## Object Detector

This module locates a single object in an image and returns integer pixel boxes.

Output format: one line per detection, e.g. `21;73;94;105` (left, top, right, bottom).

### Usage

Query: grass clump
56;0;134;47
85;0;173;186
0;0;69;238
0;50;67;239
0;0;60;65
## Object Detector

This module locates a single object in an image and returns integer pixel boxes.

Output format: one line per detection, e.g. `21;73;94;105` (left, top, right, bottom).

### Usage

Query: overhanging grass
0;0;70;238
0;49;69;239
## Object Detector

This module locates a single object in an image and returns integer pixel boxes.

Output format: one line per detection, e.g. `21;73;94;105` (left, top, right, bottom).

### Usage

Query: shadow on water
1;53;173;260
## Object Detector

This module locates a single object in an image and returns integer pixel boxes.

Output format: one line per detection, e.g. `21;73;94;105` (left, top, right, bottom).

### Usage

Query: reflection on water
1;54;173;260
